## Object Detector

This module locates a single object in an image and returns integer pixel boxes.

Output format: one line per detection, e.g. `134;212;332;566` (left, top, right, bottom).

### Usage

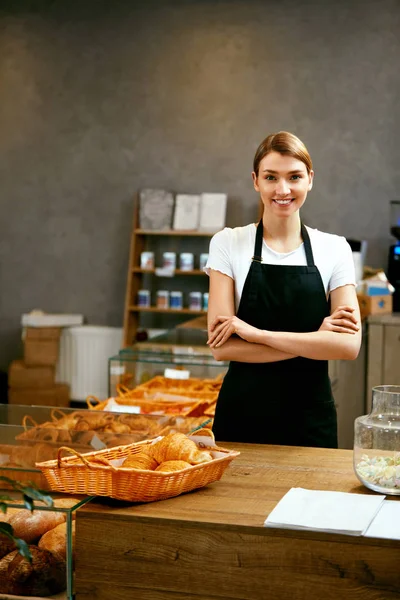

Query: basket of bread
87;375;222;418
0;497;79;597
35;430;239;503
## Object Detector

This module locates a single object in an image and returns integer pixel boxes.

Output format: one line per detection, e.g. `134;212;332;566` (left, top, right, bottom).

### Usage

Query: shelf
134;229;216;237
129;306;206;314
132;268;206;276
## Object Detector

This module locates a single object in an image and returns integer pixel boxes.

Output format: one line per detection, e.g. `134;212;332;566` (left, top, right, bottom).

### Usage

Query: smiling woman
204;131;361;449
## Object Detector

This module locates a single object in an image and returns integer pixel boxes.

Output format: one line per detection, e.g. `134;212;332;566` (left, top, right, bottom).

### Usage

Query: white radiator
56;326;123;401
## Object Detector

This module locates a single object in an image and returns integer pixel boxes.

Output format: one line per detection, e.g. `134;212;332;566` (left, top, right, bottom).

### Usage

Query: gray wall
0;0;399;370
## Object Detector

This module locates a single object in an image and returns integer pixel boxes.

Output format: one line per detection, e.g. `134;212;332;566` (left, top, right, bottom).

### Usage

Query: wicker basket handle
22;414;38;430
50;408;67;422
116;383;131;397
57;446;118;470
86;395;101;409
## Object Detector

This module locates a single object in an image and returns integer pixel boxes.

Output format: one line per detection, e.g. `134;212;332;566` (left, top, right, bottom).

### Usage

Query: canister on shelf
140;251;155;270
170;291;183;309
189;291;202;311
137;289;151;307
179;252;194;271
156;290;170;309
202;292;209;311
199;253;209;270
162;252;176;270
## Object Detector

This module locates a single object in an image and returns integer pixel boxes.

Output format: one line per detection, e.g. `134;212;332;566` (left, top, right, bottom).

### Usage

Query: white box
199;193;227;232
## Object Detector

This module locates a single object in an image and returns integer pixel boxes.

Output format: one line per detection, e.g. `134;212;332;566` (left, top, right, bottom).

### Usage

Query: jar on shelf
354;385;400;495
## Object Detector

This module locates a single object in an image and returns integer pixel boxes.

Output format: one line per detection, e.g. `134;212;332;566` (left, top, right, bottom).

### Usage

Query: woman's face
252;151;314;219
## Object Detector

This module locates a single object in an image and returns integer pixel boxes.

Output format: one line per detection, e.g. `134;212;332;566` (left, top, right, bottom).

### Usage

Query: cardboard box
25;327;62;340
8;383;70;407
8;360;55;389
357;294;393;321
24;328;61;366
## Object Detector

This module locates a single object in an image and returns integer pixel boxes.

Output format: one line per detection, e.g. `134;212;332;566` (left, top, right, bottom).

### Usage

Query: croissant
155;460;191;472
123;452;158;470
147;433;213;465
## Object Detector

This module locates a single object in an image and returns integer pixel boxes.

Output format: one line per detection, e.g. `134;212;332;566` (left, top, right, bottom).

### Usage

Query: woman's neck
260;214;303;253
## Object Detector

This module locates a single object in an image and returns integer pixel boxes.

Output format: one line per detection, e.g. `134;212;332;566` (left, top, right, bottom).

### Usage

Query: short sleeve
329;238;356;292
204;228;234;279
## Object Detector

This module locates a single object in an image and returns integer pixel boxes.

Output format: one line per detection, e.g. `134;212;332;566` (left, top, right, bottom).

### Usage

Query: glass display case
0;491;93;600
354;385;400;495
109;327;228;397
0;403;214;491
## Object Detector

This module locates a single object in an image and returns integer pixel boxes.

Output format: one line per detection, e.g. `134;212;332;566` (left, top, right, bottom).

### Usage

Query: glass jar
354;385;400;495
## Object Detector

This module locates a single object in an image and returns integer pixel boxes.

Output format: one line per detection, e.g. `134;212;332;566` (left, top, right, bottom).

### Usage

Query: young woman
205;131;361;448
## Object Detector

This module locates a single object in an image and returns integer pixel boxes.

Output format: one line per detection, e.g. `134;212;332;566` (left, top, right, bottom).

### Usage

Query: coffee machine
388;200;400;312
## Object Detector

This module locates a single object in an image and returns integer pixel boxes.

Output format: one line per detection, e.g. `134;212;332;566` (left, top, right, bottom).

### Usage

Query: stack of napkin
264;488;387;536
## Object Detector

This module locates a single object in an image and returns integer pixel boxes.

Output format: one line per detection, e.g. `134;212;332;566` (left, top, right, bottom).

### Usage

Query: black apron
212;220;338;448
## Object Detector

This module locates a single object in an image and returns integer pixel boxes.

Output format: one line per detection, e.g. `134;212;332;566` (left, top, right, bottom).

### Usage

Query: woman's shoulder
306;225;350;252
211;223;255;247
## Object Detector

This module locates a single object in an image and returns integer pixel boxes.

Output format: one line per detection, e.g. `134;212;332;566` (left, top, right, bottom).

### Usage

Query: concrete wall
0;0;399;369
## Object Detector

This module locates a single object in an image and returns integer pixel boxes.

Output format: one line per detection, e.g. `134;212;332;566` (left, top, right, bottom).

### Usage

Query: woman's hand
207;315;262;348
319;305;360;334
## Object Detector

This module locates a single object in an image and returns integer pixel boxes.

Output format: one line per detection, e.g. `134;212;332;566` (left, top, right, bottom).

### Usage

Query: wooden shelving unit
123;198;214;346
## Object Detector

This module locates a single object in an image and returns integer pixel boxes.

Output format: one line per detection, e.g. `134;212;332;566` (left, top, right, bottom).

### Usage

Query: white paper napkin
264;488;386;536
364;500;400;540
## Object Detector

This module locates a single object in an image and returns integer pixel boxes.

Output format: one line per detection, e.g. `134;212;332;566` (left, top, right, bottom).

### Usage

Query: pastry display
15;409;169;451
0;498;80;596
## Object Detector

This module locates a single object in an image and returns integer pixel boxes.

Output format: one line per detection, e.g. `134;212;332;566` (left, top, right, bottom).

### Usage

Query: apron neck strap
253;219;315;267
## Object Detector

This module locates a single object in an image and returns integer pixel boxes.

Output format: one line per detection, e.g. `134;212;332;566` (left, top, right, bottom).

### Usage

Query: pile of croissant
120;432;214;473
0;499;77;596
17;411;212;449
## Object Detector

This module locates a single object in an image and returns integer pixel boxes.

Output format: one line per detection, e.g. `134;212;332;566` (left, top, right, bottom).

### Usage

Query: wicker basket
87;392;215;417
36;438;239;503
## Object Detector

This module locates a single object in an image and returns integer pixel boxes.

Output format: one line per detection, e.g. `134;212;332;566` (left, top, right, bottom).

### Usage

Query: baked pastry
147;433;213;465
38;521;75;561
123;452;158;470
0;534;15;560
10;443;56;469
155;460;191;472
0;546;66;596
8;507;66;543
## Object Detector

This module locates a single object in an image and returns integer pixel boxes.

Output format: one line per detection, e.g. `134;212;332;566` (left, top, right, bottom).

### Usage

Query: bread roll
8;508;66;543
0;534;15;560
0;546;66;596
155;460;191;472
123;452;158;470
39;521;75;561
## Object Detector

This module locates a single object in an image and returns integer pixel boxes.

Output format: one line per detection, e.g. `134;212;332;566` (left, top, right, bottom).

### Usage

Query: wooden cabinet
75;444;400;600
123;199;214;346
366;313;400;411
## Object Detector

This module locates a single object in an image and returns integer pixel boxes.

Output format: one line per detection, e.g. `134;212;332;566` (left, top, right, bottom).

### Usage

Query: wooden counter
75;444;400;600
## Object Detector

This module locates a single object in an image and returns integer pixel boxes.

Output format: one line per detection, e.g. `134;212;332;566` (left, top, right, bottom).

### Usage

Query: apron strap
254;220;315;266
252;219;264;263
245;220;315;312
301;223;315;267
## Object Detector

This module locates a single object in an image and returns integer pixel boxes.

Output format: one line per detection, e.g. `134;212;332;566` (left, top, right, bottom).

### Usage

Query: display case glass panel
0;491;93;600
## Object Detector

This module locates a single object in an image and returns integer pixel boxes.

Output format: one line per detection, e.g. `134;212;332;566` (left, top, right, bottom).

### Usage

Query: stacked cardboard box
8;327;70;407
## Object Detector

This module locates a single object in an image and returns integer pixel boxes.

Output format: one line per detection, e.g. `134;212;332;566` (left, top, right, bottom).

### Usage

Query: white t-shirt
205;223;356;311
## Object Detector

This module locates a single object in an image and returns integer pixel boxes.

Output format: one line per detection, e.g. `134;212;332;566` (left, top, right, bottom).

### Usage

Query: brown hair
253;131;313;175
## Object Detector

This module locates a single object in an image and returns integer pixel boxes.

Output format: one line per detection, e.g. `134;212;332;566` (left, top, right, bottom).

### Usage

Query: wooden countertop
76;444;400;600
78;443;398;534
